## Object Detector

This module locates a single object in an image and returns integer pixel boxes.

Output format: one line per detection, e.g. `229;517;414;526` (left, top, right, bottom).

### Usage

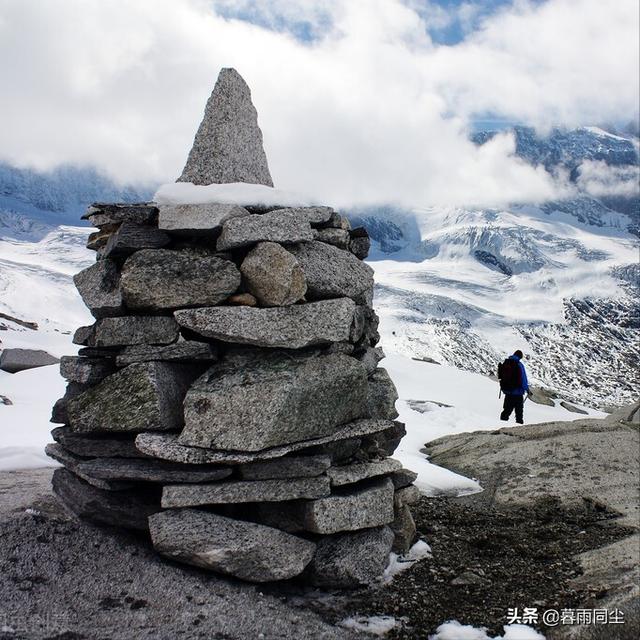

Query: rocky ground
1;404;637;639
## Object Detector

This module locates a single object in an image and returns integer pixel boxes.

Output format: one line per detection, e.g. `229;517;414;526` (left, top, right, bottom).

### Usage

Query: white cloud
577;160;640;198
0;0;637;207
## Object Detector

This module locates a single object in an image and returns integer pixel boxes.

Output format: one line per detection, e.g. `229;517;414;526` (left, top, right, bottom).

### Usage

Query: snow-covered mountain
350;127;639;410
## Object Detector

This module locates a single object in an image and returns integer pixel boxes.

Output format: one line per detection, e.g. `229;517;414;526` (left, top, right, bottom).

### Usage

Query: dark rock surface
73;259;124;318
239;455;332;480
115;340;218;367
67;362;199;433
177;68;273;186
51;426;143;458
91;316;180;347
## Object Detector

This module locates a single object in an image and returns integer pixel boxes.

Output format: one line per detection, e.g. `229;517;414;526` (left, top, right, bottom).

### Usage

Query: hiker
498;350;529;424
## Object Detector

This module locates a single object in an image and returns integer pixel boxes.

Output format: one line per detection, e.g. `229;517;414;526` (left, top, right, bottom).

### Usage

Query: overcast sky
0;0;638;207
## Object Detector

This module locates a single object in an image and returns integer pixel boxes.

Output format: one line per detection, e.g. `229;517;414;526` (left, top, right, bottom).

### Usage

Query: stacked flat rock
47;68;419;588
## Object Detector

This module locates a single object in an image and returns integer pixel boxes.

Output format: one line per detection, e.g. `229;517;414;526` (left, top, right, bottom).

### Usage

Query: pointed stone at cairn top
178;68;274;187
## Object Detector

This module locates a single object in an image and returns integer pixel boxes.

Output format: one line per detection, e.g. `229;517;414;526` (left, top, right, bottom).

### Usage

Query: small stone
180;352;369;451
115;341;218;367
73;259;124;319
78;457;232;484
273;207;334;225
301;477;395;534
240;242;306;307
394;485;421;507
560;401;589;414
135;419;397;465
451;570;490;586
100;222;170;258
177;68;274;187
390;504;417;554
389;468;418;489
87;225;118;251
67;362;200;433
59;356;115;385
158;203;249;235
320;212;351;230
227;292;258;306
91;316;179;347
73;325;95;346
148;508;316;582
52;468;160;531
120;249;241;311
83;203;158;227
313;228;350;250
307;526;394;588
361;421;406;457
349;227;371;260
161;476;330;508
174;298;356;349
0;394;12;405
239;455;331;480
287;241;374;301
51;426;142;458
367;368;399;420
0;348;59;373
217;210;314;251
327;458;403;486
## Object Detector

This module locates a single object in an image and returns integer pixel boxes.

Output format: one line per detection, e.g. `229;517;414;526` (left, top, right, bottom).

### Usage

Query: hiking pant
501;394;524;423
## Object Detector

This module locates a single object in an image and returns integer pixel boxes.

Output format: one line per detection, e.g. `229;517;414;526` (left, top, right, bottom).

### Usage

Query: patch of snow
429;621;545;640
153;181;317;207
340;615;400;636
383;539;432;582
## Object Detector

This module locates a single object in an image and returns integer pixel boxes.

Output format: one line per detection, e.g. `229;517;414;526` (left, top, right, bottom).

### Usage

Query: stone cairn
48;68;419;587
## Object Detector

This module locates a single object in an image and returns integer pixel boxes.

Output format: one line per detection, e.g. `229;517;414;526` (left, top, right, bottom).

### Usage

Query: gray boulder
239;455;331;480
136;419;397;465
349;227;371;260
59;356;115;385
180;352;369;451
287;241;374;301
307;526;394;588
0;348;59;373
313;228;350;250
240;242;306;306
73;259;124;319
367;368;399;420
177;67;273;187
389;468;419;489
52;468;160;531
161;476;330;508
100;222;170;258
158;203;249;235
390;504;417;554
115;341;218;367
174;298;356;349
148;509;316;582
51;426;142;458
300;477;395;534
217;210;313;251
327;458;403;486
120;249;240;311
67;362;199;433
91;316;179;347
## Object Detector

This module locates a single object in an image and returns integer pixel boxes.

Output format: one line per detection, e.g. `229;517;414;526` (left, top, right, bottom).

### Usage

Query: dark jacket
506;354;529;396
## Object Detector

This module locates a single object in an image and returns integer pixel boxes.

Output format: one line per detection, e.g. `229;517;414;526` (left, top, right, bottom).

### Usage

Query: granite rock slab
327;458;403;486
115;341;218;367
180;352;369;451
51;426;143;458
238;455;331;480
148;508;316;582
59;356;115;386
121;249;240;311
161;476;330;508
91;316;179;347
100;222;170;258
83;203;158;227
367;368;399;420
158;203;249;235
0;348;59;373
217;209;314;250
174;298;356;349
135;419;397;465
